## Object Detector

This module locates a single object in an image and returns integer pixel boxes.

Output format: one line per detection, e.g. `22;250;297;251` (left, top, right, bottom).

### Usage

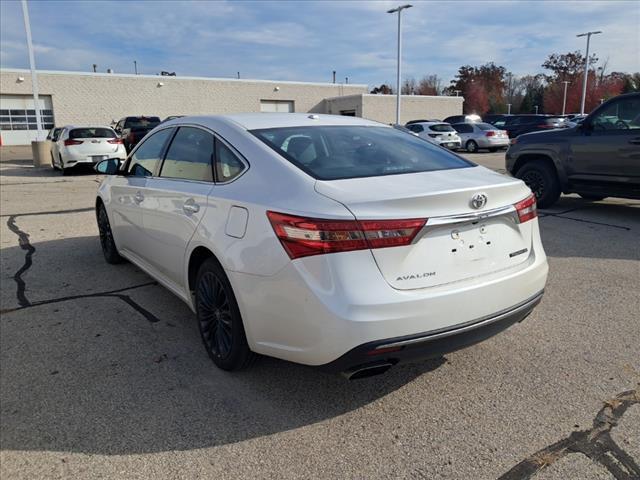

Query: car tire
516;162;561;208
97;204;125;264
579;194;606;201
488;147;498;153
466;140;478;153
195;258;256;371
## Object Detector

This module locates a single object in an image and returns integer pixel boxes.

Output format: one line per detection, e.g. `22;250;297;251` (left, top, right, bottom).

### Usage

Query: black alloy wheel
195;258;255;370
97;204;124;264
516;162;561;208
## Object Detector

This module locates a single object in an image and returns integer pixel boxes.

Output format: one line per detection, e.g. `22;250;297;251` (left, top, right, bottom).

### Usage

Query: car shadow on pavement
0;235;446;456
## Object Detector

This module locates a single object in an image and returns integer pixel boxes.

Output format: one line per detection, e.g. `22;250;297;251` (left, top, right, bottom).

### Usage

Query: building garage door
0;94;54;145
260;100;294;113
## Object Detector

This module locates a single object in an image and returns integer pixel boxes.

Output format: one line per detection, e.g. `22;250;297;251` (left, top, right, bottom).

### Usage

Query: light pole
507;103;511;114
576;30;602;115
20;0;43;141
454;89;461;97
534;105;539;114
387;4;412;124
561;80;570;115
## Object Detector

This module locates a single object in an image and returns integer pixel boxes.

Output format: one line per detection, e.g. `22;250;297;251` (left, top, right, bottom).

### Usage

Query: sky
1;0;638;88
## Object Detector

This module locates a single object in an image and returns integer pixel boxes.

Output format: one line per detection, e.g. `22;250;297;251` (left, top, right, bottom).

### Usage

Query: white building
0;69;463;145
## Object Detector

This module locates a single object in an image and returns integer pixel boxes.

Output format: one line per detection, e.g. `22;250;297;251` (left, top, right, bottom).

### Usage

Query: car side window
410;124;424;133
591;97;640;131
160;127;214;182
127;128;174;177
215;139;246;182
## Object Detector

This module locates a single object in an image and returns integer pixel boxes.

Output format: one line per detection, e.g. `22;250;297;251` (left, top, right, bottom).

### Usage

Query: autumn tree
448;63;507;114
416;75;442;95
541;51;598;83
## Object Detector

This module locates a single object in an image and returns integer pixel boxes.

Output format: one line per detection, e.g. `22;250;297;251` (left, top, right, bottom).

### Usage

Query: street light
507;103;511;114
20;0;43;141
387;4;412;124
576;30;602;115
534;105;539;114
561;80;570;115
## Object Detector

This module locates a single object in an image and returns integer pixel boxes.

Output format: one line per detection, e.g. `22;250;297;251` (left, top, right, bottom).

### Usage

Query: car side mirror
95;158;122;175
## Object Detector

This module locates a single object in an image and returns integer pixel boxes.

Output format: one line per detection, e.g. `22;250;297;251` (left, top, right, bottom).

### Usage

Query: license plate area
90;155;107;162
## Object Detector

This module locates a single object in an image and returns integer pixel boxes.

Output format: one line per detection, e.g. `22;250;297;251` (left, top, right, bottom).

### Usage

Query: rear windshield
69;128;115;139
125;117;161;128
476;123;495;130
251;125;474;181
427;123;455;132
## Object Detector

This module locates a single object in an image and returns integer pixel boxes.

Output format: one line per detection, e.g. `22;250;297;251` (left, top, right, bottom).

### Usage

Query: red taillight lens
107;138;124;144
266;211;426;259
514;193;538;223
64;139;83;146
485;131;496;137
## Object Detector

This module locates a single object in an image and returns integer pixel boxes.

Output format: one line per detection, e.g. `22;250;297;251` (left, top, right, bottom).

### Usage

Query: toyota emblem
470;193;487;209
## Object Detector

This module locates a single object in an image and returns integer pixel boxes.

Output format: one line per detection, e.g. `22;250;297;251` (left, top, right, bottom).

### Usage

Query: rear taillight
485;131;496;137
428;133;439;138
514;193;538;223
266;211;426;259
64;139;83;146
107;138;124;144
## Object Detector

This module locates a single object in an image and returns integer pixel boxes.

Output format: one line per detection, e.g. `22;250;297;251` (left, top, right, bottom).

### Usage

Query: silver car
452;122;510;153
405;122;462;149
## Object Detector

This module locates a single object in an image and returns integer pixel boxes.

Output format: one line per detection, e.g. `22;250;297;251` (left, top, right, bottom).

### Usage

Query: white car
405;122;462;149
51;125;126;174
95;114;548;378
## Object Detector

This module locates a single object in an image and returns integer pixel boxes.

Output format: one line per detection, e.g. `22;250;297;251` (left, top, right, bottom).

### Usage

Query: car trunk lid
315;166;535;289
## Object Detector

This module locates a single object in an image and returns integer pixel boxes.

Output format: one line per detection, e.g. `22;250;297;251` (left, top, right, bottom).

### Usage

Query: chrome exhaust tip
342;362;393;380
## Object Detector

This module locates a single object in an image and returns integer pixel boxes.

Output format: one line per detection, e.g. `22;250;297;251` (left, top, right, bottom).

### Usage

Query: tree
448;63;507;114
370;84;393;94
416;75;442;95
464;82;489;114
542;51;598;83
401;77;417;94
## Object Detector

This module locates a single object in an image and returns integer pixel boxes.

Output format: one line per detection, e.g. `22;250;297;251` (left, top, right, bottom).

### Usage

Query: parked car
502;115;568;138
95;113;547;378
51;125;126;175
443;114;482;124
483;114;511;128
405;121;462;149
162;115;184;122
506;92;640;208
114;116;161;152
452;122;510;152
46;127;62;141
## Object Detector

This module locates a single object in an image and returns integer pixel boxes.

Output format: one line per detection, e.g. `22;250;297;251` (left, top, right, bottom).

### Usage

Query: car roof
167;113;387;130
62;125;115;130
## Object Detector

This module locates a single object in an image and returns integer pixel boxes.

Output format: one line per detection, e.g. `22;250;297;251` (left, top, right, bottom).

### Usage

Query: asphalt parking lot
1;146;638;480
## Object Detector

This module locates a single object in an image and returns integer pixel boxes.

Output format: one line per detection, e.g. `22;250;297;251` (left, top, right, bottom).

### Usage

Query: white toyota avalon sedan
95;114;548;379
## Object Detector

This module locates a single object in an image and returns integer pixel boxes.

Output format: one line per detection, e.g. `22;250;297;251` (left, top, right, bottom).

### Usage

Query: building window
260;100;294;113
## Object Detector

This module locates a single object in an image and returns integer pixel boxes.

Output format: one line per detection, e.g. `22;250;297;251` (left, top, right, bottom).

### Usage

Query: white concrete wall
322;93;463;125
361;94;463;124
0;69;366;128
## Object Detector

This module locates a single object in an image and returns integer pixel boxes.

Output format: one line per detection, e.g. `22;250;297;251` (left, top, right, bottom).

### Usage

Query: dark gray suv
506;93;640;208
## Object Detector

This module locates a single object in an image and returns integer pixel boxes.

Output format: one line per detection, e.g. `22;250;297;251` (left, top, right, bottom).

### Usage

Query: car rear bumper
319;290;543;374
478;137;510;148
228;219;548;367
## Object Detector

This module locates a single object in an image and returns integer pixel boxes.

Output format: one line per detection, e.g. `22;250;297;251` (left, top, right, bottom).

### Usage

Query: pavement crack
499;389;640;480
6;215;35;307
539;212;631;231
0;282;160;322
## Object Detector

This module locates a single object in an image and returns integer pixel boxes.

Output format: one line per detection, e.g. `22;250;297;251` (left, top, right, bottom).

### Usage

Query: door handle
134;192;144;204
629;138;640;145
183;200;200;214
